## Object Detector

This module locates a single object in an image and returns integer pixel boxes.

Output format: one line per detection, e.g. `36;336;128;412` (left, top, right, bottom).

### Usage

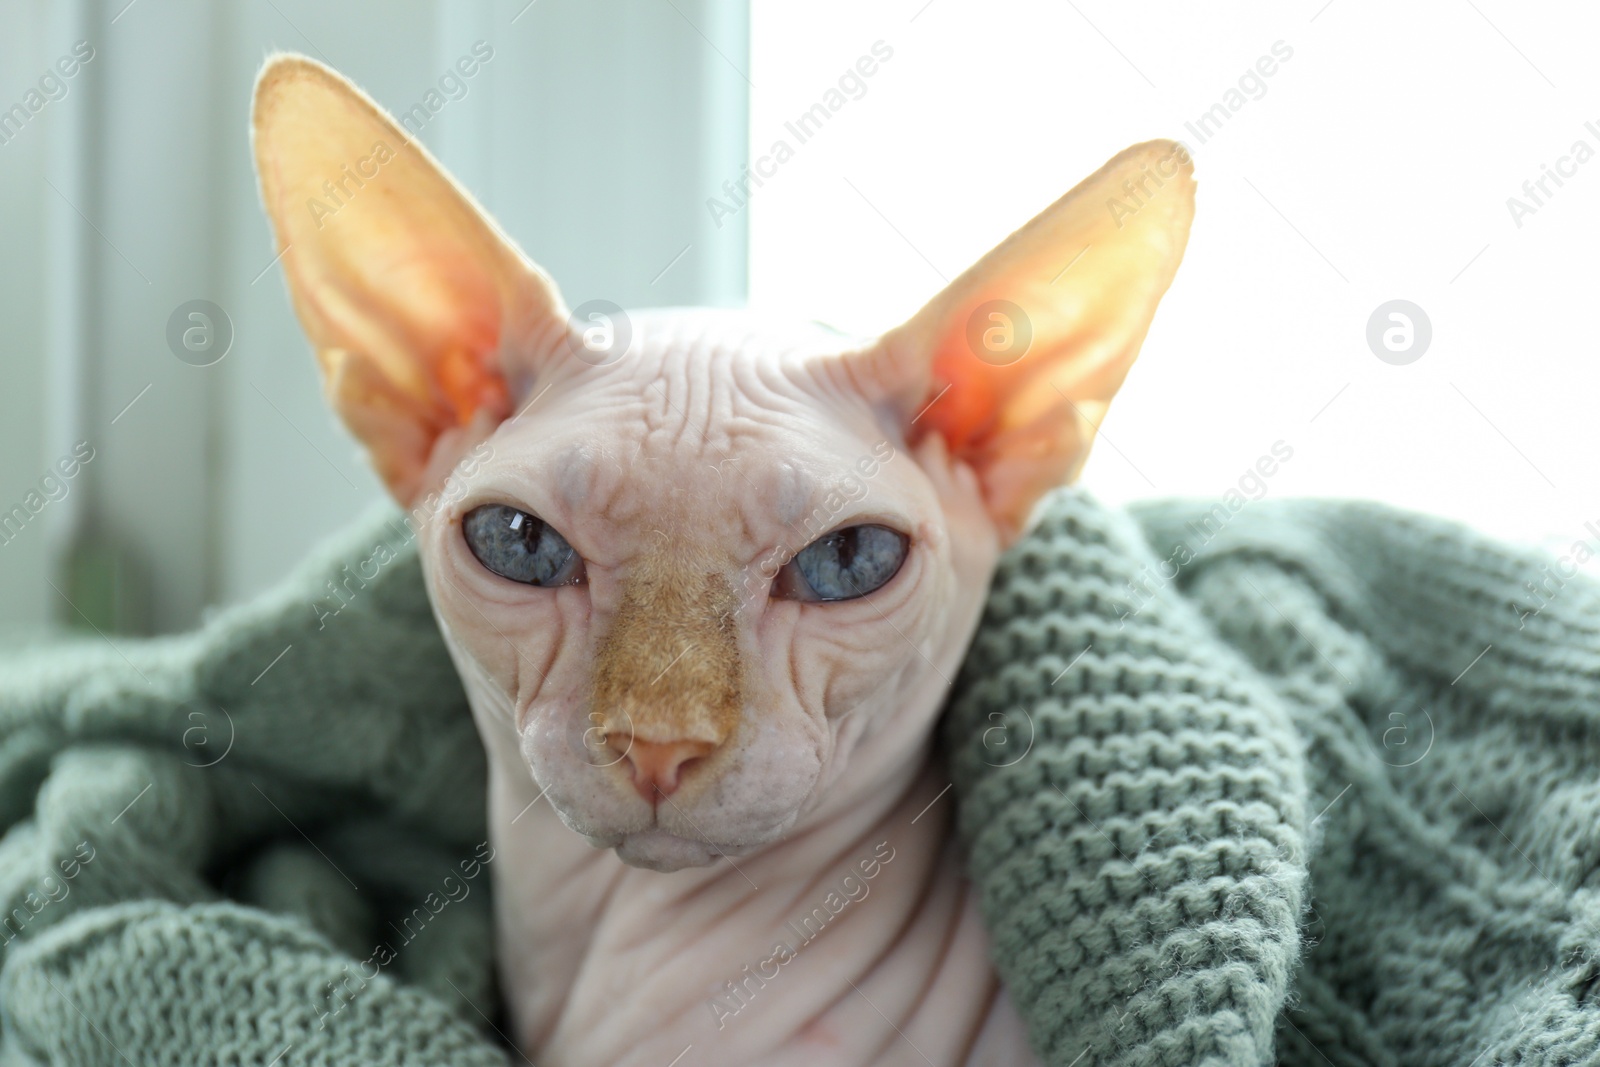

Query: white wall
0;0;747;636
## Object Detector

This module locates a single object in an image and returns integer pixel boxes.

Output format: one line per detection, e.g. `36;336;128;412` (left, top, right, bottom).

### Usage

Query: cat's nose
608;735;717;802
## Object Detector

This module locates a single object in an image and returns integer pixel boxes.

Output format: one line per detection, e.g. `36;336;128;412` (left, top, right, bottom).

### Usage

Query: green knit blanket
2;489;1598;1066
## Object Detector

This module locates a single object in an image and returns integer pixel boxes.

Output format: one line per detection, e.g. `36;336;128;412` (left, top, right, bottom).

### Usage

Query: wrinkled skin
252;53;1192;1065
420;313;1000;870
419;313;1025;1062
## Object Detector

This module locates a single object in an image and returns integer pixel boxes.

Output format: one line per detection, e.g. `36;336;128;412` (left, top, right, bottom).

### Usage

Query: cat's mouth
524;708;822;870
583;827;770;872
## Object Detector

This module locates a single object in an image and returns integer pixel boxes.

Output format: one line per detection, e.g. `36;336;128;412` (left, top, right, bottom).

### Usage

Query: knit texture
945;491;1600;1066
2;490;1598;1065
0;508;503;1066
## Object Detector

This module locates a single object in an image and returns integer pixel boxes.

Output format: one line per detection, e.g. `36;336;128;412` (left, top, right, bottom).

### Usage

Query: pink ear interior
868;140;1197;542
252;55;566;503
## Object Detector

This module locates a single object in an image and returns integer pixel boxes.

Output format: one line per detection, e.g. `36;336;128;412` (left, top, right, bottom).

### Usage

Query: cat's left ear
850;140;1195;545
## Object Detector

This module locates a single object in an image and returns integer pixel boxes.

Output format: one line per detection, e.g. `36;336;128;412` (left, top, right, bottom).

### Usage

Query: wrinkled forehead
465;310;909;567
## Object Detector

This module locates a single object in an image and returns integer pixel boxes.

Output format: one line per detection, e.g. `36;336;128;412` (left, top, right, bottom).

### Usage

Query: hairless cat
253;55;1194;1066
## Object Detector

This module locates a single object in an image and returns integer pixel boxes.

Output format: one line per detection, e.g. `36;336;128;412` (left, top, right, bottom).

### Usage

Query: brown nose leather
607;736;717;802
590;563;743;798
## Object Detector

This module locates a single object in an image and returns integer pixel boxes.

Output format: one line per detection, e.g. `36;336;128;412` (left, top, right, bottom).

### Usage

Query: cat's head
252;55;1194;870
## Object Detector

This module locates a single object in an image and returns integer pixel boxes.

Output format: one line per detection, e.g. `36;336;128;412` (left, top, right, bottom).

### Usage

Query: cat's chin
603;829;753;872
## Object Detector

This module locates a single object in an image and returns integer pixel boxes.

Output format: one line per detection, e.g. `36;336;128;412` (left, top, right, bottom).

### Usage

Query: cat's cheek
686;706;824;842
519;706;655;838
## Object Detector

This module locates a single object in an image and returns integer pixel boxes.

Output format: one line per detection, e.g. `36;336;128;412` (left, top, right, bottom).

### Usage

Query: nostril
617;738;717;802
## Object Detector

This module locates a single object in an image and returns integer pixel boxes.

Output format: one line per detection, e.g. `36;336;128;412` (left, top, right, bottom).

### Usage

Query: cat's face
410;310;1001;870
251;54;1194;870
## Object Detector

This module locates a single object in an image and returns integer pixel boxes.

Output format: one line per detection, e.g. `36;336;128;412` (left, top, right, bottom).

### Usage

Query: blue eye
462;504;583;586
785;524;908;601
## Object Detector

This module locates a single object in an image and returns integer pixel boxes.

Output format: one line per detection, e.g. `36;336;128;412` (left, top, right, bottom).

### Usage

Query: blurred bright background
749;2;1600;559
3;0;1598;638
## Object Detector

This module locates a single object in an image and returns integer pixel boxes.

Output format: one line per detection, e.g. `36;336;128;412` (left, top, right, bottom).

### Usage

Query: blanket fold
0;508;501;1065
3;491;1599;1067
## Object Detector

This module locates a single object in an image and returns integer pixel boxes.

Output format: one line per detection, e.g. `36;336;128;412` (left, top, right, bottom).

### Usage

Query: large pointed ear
252;54;568;505
855;140;1195;545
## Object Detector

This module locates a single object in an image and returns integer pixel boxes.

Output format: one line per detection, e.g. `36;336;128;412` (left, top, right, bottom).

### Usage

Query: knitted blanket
2;489;1598;1066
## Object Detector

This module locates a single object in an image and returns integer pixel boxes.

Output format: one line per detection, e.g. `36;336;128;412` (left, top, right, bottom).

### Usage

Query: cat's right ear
252;54;569;505
847;140;1195;545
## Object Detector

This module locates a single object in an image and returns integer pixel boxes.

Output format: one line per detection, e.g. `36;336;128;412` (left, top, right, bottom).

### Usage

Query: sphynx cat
251;55;1193;1067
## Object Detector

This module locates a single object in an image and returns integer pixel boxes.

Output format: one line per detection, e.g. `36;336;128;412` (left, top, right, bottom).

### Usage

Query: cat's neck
486;747;1035;1066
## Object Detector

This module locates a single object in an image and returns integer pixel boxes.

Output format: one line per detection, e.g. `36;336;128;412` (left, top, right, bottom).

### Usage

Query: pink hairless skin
252;54;1194;1067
